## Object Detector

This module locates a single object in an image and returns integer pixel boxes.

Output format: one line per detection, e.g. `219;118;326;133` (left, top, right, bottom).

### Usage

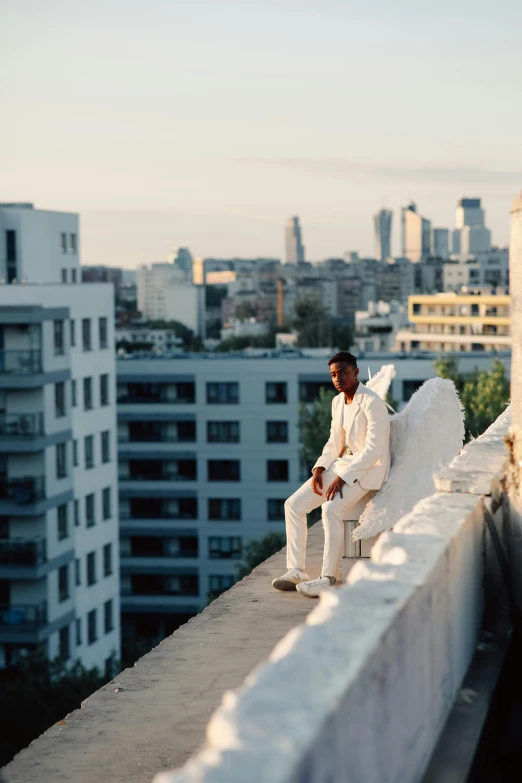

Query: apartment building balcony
118;420;196;444
119;499;198;534
117;381;195;405
0;349;42;375
0;412;58;453
0;536;46;568
0;601;47;644
119;460;197;488
0;476;45;505
0;350;46;389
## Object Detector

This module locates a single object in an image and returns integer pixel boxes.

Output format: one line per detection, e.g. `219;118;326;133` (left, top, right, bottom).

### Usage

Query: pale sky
1;0;521;268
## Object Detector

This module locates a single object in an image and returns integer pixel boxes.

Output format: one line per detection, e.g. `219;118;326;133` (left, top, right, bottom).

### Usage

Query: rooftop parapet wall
156;408;512;783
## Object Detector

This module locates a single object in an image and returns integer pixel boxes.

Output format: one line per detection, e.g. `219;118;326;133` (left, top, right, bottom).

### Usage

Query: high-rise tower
373;209;393;261
285;217;305;264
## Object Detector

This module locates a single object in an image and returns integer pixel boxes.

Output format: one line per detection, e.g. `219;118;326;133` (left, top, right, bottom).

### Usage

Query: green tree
236;531;286;580
434;357;510;440
0;651;112;767
292;299;352;348
299;387;335;467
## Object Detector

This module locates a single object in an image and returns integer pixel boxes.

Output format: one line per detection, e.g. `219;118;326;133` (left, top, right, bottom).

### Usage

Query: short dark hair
328;351;358;368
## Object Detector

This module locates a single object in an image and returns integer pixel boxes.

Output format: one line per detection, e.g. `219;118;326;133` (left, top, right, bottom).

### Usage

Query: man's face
329;362;359;394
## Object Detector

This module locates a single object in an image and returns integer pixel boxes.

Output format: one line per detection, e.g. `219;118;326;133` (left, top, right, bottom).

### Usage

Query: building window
61;269;67;283
206;382;239;404
82;318;92;351
208;498;241;520
87;609;97;645
71;379;77;407
87;551;96;586
266;382;287;404
54;320;65;355
56;443;67;479
104;599;113;633
206;421;240;443
60;233;67;253
266;421;288;443
99;317;108;349
58;564;69;602
73;499;80;527
208;460;240;482
57;503;68;540
71;269;77;283
70;233;77;253
72;439;78;468
83;377;93;410
100;374;109;406
55;382;66;417
103;543;112;577
102;487;111;520
208;574;235;599
75;557;81;586
267;460;289;482
70;319;76;346
268;499;285;521
85;493;95;527
59;625;70;661
208;536;242;559
84;435;94;469
101;430;110;463
76;617;82;646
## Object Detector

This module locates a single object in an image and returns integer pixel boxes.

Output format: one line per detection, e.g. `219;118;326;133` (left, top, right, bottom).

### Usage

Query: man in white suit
273;351;391;597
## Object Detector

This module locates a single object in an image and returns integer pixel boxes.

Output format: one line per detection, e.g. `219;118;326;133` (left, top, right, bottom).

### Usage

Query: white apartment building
116;326;183;354
0;204;120;673
443;249;509;293
115;350;510;645
0;203;80;284
137;263;204;335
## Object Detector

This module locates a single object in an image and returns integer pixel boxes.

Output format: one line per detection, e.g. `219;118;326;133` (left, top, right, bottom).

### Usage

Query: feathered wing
353;377;465;540
364;363;396;401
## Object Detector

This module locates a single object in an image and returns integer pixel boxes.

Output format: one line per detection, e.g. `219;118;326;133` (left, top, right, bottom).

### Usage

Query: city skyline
2;0;520;267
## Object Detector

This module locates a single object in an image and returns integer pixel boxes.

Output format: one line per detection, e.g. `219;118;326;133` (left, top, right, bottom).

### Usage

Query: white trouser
284;467;369;577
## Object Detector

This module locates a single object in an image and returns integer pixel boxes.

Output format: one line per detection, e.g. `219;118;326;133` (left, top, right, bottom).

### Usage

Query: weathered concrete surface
2;525;331;783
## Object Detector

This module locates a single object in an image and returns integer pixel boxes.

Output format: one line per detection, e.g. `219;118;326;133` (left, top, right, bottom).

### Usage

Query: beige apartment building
395;292;511;352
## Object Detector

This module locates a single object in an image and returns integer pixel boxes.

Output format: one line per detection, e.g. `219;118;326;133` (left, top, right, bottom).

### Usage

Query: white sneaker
296;576;335;598
272;568;311;591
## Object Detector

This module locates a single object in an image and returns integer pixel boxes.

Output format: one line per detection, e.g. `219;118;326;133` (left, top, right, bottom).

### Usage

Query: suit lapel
336;386;362;455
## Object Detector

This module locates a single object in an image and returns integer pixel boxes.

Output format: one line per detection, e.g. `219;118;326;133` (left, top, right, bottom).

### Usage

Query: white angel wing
364;363;396;401
354;377;465;540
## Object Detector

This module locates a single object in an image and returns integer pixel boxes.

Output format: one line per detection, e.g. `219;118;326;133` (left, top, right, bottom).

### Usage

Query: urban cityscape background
0;0;519;771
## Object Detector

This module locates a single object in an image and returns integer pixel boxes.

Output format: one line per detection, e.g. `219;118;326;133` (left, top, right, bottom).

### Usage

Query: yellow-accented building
395;292;511;352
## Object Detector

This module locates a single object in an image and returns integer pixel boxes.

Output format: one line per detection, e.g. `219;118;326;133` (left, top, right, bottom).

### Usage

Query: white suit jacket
312;383;391;490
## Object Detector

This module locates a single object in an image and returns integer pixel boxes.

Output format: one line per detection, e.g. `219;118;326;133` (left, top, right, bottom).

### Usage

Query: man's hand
311;467;325;496
325;475;346;501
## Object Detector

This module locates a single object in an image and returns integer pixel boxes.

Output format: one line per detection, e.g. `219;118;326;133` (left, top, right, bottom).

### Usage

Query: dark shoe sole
272;578;298;591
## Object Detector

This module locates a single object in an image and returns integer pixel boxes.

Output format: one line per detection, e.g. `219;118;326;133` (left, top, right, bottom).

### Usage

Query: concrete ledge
434;406;511;495
154;490;485;783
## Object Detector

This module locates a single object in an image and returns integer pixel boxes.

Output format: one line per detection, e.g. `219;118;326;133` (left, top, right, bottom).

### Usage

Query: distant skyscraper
169;247;194;281
401;201;431;262
452;197;491;258
373;209;393;261
431;228;450;259
285;217;305;264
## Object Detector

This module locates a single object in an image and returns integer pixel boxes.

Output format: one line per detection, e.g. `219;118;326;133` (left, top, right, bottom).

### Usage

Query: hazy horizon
2;0;520;269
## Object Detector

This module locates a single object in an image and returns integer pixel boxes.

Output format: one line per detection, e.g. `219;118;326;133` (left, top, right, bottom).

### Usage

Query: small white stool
341;495;380;582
